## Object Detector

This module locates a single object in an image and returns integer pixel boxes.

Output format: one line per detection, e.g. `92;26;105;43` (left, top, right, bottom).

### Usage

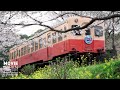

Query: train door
63;26;67;52
84;28;94;52
71;24;85;52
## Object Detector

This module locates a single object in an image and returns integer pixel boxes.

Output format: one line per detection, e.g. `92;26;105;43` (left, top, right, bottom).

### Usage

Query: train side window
12;52;14;59
85;28;91;35
71;25;82;35
35;42;38;51
26;45;28;54
58;32;63;41
9;53;12;59
94;26;103;37
43;38;46;47
39;38;43;49
12;52;13;59
11;53;12;59
31;41;34;52
23;47;24;55
52;32;57;44
19;50;20;57
14;51;16;59
21;48;23;56
13;51;15;59
47;33;51;44
15;51;17;58
17;50;18;57
24;46;26;55
9;53;11;59
28;46;30;53
13;52;14;59
10;53;11;59
10;53;12;59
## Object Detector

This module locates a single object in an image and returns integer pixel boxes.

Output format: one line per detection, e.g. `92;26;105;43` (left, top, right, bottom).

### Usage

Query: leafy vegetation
21;64;35;75
10;57;120;79
20;34;29;40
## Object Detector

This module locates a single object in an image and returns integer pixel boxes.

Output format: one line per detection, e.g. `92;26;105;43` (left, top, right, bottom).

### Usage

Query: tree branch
1;13;120;33
24;11;43;24
43;12;93;23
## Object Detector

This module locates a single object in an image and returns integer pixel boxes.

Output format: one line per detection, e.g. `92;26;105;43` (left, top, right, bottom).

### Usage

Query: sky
16;25;45;36
12;11;59;36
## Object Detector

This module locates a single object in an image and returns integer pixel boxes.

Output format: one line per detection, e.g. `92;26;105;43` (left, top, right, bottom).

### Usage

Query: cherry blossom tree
0;11;120;62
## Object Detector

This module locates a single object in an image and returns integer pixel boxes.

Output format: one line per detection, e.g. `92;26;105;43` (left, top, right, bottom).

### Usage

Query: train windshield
94;26;103;37
85;28;91;35
71;25;82;35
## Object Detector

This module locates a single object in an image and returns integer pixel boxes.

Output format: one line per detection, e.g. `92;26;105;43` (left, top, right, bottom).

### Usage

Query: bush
49;59;78;79
11;56;120;79
21;64;35;75
0;61;3;68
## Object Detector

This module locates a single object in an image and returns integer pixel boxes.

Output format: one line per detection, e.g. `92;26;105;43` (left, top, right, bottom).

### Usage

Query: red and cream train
9;16;105;68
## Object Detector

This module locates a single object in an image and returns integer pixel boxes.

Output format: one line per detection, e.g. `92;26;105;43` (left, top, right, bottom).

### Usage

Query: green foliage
0;46;12;67
48;59;79;79
0;60;3;68
28;29;43;38
11;57;120;79
20;34;29;39
0;74;3;79
21;64;35;75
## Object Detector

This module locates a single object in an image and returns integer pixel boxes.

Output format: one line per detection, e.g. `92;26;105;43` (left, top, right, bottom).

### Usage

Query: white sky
11;11;60;36
16;25;45;36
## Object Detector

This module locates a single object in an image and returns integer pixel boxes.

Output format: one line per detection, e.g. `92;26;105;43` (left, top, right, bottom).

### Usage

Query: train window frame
94;26;103;37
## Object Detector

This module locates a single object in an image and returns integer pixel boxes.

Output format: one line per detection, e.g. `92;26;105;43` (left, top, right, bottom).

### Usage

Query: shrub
21;64;35;75
48;58;79;79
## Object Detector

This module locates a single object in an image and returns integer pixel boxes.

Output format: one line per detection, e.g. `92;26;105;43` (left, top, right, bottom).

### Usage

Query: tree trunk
112;18;117;57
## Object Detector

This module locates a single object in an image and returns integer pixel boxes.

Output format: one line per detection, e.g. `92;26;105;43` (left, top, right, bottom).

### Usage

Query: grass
10;57;120;79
